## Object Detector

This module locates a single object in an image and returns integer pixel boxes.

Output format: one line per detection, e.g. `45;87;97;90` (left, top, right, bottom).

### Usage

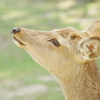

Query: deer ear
79;37;100;60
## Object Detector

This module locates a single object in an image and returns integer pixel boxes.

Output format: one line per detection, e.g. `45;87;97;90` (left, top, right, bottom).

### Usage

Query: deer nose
11;27;20;34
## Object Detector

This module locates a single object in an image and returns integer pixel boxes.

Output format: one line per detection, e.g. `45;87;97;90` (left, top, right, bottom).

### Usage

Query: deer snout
11;27;21;34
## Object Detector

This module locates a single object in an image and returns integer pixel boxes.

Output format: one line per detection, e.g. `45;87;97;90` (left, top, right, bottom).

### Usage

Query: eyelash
49;39;60;47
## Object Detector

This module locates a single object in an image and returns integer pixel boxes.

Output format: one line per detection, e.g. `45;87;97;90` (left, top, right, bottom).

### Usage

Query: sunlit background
0;0;100;100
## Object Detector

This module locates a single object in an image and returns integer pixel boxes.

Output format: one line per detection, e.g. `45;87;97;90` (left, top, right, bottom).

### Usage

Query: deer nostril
11;27;20;34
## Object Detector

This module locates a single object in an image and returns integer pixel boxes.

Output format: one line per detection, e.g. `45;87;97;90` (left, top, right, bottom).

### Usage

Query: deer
11;20;100;100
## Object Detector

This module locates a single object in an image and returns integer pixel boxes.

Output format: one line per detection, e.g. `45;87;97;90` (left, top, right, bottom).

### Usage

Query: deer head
11;26;100;78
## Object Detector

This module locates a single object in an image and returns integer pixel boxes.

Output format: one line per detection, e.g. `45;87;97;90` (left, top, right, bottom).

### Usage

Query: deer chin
13;36;27;48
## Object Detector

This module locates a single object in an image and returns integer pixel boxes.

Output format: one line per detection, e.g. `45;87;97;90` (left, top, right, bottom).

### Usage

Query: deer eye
49;39;60;47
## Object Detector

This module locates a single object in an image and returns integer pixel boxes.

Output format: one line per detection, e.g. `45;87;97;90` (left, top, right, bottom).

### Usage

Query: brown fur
12;20;100;100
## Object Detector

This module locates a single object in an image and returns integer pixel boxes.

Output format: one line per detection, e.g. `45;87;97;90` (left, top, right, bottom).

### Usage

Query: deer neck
54;60;100;100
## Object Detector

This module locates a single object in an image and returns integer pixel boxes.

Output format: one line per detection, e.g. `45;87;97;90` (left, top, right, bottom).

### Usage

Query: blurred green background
0;0;100;100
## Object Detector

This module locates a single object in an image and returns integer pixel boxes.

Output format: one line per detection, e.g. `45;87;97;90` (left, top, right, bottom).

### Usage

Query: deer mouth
13;36;26;47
